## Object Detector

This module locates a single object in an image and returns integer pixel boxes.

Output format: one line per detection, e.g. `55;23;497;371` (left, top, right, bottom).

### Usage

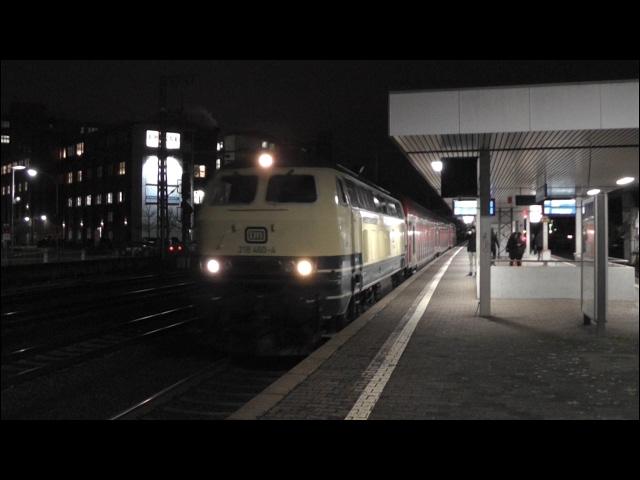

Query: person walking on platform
506;231;525;266
467;228;476;276
533;229;543;261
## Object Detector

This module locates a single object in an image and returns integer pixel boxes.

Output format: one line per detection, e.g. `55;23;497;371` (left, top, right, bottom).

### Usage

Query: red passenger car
402;197;456;273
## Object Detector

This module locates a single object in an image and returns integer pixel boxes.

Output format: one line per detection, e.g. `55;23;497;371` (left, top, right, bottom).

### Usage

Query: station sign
543;199;576;215
453;199;495;216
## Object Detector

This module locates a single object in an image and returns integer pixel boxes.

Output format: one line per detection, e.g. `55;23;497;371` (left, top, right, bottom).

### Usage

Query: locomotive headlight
296;259;313;277
258;152;274;168
206;259;221;274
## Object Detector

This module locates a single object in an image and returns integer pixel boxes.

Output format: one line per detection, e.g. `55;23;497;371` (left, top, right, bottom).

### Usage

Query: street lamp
25;168;60;256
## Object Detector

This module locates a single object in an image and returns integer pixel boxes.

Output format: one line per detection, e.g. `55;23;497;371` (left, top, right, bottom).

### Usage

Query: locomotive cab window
266;175;317;203
209;175;258;205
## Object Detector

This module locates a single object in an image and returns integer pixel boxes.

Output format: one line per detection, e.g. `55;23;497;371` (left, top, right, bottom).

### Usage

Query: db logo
245;227;267;244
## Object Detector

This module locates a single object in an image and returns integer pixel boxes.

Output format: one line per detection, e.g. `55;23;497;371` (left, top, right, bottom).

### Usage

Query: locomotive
195;152;455;354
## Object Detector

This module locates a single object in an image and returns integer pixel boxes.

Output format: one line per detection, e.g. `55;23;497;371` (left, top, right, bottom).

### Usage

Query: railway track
110;356;299;420
2;272;193;317
1;280;199;329
1;306;203;389
1;271;187;302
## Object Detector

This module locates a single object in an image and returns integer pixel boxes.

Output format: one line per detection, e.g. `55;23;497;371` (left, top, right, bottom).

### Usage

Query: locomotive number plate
245;227;267;244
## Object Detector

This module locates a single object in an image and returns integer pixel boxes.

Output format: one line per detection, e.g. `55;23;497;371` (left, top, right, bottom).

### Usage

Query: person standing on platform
506;231;525;266
467;227;476;276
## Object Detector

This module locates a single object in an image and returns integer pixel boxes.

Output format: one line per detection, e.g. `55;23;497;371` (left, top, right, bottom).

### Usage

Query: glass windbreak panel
581;199;595;320
209;175;258;205
266;175;317;203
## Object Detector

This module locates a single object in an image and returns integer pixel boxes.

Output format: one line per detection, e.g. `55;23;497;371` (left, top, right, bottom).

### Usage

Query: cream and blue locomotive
195;153;408;353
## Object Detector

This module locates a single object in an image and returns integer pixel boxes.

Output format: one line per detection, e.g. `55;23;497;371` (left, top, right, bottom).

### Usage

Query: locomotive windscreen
209;175;258;205
440;157;477;198
266;175;317;203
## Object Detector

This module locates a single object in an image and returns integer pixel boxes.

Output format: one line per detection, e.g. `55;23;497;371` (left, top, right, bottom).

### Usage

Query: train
195;152;456;354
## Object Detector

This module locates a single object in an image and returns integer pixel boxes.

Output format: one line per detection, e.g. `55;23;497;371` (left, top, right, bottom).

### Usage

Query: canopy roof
389;80;639;207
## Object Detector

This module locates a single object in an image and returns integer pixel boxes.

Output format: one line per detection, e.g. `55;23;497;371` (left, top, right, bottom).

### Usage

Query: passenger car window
209;175;258;205
266;175;317;203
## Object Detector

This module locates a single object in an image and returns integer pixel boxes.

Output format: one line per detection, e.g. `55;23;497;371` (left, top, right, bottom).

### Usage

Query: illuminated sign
453;199;495;216
543;199;576;215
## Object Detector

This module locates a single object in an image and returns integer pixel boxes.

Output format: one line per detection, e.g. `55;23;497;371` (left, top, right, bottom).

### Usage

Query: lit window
119;161;126;175
216;141;223;152
1;135;9;144
261;141;268;148
166;132;180;149
60;148;66;159
194;189;205;204
216;158;221;170
76;196;82;207
124;217;128;226
77;170;82;182
146;130;159;148
68;198;73;207
1;186;5;195
24;182;28;191
67;145;75;158
107;192;113;204
194;164;206;178
86;194;92;206
67;172;73;184
118;191;124;203
17;183;21;192
96;193;102;205
76;142;84;156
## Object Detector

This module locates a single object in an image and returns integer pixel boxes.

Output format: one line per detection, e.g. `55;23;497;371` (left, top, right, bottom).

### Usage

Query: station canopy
389;80;639;209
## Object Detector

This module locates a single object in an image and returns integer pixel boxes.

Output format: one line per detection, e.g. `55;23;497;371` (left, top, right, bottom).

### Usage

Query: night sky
2;60;638;213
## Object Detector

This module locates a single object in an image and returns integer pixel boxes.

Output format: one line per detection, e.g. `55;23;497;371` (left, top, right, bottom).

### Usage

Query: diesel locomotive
195;152;455;354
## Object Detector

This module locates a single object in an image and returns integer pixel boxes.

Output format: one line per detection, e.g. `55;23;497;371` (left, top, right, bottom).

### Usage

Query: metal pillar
157;131;169;259
524;217;531;257
478;150;491;317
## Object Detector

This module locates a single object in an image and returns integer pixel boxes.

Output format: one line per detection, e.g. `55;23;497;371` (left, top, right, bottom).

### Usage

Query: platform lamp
10;165;27;251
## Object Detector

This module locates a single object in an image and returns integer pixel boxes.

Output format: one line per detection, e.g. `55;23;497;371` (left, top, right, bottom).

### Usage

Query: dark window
266;175;317;203
358;187;375;211
209;175;258;205
344;180;360;208
395;201;404;218
385;201;397;217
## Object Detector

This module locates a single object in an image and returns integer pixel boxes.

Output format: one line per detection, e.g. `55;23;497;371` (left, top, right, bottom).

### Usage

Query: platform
230;247;639;420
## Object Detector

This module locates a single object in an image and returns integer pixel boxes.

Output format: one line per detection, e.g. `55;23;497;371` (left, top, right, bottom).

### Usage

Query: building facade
58;113;218;247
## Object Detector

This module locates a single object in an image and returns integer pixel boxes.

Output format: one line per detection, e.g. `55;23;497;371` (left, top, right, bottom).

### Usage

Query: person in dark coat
491;229;499;260
506;231;525;266
467;228;476;276
533;229;544;261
